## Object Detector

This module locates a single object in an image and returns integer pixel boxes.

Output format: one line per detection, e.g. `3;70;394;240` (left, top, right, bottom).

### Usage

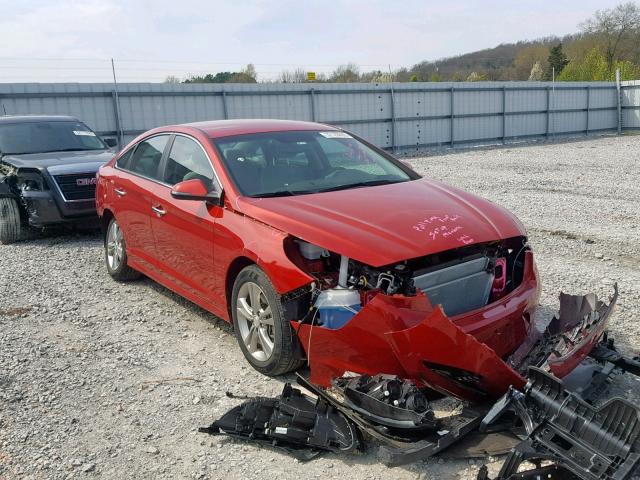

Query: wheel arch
225;255;257;319
100;208;114;236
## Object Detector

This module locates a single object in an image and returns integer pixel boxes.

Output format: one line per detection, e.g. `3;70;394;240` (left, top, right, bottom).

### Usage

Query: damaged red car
96;119;613;402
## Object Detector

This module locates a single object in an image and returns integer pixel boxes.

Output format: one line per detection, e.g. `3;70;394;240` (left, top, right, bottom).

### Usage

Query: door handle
114;188;126;197
151;205;166;217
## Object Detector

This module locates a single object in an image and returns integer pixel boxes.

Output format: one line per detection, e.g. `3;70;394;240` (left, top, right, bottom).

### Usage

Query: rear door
150;134;221;304
110;134;170;270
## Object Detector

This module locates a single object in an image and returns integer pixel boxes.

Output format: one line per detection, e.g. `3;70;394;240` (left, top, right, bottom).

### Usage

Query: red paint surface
97;120;594;401
295;252;538;400
238;180;525;267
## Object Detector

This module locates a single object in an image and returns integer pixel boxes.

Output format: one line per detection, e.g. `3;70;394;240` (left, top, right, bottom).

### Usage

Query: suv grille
52;173;97;201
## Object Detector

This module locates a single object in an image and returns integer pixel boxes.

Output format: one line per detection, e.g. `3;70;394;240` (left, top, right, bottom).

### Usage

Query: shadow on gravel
2;226;102;248
141;276;233;334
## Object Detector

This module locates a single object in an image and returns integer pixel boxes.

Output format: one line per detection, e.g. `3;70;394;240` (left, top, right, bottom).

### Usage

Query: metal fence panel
621;81;640;129
0;80;638;152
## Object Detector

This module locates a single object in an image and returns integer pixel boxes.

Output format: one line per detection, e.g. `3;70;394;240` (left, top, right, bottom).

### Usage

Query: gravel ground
1;134;639;480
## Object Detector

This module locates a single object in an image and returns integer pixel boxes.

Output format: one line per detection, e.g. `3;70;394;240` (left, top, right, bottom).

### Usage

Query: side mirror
171;179;222;206
104;138;118;148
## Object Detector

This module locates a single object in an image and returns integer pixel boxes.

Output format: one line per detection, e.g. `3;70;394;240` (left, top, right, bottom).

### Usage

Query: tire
0;197;24;245
104;217;141;281
231;265;304;376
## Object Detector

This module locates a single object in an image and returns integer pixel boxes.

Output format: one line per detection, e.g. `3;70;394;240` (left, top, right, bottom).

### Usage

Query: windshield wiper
251;179;405;198
317;179;404;193
251;190;297;198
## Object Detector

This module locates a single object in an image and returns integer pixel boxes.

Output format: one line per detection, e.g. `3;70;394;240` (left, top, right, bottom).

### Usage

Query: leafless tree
581;2;640;69
279;68;307;83
329;63;360;83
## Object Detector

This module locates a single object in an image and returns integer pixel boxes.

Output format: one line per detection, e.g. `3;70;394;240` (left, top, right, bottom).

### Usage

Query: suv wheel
231;265;304;376
104;217;141;281
0;197;24;245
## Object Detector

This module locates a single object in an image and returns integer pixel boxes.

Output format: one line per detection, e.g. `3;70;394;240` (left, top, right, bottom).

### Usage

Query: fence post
502;86;507;144
221;90;229;120
110;58;124;147
586;85;590;135
545;86;551;138
389;84;396;153
309;88;316;121
450;86;455;147
616;69;622;135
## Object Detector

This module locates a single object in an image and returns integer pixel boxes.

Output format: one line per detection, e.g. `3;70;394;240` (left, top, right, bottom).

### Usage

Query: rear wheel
231;265;304;376
0;197;24;245
104;217;141;281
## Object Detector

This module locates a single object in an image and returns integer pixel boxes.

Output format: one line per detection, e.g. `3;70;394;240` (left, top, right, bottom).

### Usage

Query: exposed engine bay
285;235;528;328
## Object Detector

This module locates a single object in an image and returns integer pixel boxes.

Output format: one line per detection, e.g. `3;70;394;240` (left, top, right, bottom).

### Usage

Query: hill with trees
171;2;640;84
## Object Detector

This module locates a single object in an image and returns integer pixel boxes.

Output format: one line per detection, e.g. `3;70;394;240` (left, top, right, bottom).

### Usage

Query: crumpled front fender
295;292;526;402
294;280;617;402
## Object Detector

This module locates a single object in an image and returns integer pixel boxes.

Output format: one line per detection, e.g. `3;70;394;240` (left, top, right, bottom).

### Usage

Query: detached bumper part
334;374;437;431
199;383;360;460
480;367;640;480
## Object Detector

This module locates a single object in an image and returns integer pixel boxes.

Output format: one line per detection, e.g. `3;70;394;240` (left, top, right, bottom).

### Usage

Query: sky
0;0;628;82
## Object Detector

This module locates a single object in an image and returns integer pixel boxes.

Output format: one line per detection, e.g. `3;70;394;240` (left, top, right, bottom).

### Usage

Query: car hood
2;150;114;170
238;178;526;267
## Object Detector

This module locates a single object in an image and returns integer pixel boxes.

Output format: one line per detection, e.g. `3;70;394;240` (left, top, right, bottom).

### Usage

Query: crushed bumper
294;252;617;402
204;282;634;477
21;190;98;227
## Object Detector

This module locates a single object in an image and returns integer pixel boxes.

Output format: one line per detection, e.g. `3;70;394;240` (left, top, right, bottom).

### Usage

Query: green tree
184;72;233;83
546;43;569;79
615;59;640;79
558;48;609;81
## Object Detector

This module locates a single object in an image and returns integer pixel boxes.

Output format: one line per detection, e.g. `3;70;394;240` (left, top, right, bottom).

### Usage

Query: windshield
0;121;106;155
213;130;416;197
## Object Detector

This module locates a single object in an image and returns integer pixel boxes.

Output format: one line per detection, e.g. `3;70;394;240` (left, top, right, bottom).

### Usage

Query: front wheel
231;265;304;376
104;217;141;281
0;197;25;245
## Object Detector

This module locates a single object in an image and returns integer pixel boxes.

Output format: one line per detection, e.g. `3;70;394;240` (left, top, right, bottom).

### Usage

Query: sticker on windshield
319;131;352;139
73;130;96;136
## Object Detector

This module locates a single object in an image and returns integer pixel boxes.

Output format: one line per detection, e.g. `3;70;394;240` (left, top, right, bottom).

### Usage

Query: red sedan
96;120;607;401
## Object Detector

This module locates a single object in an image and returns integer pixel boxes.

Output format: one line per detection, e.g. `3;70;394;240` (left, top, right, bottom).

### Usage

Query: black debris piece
479;366;640;480
199;383;361;461
333;374;437;431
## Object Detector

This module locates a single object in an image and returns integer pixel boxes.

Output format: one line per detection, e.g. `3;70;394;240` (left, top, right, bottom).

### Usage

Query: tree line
166;2;640;84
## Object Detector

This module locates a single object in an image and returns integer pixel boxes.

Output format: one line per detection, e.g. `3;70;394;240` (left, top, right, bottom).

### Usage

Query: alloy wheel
236;282;275;362
106;220;124;270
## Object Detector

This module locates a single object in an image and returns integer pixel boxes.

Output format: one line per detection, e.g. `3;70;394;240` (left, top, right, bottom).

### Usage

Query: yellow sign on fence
306;72;316;81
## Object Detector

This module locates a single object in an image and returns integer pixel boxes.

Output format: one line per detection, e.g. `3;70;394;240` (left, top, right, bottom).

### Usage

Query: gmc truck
0;115;117;243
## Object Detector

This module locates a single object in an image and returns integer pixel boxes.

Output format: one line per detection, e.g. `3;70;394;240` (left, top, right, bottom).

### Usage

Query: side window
163;136;216;190
115;148;134;169
128;135;169;180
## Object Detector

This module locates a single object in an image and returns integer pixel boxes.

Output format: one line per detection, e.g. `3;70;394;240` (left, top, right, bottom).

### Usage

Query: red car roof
183;119;338;139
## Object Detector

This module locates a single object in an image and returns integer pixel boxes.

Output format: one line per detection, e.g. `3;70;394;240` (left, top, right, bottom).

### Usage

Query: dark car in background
0;115;117;243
